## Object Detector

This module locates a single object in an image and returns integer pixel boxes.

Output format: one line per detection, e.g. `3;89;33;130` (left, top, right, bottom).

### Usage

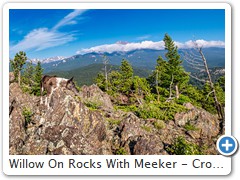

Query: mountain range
37;47;225;73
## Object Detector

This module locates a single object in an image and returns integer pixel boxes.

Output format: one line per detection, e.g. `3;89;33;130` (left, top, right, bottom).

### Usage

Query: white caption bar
4;155;231;175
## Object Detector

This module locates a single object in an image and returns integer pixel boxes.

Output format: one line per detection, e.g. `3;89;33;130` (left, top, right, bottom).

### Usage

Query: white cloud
52;9;87;30
76;40;225;55
10;28;75;53
184;40;225;48
10;10;87;54
77;41;165;54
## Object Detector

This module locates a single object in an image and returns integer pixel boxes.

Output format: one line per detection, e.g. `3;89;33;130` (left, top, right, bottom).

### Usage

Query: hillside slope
42;48;225;73
9;75;222;155
47;63;151;86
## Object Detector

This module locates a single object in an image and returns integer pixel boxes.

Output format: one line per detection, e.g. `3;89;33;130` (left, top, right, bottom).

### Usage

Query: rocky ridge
9;75;221;155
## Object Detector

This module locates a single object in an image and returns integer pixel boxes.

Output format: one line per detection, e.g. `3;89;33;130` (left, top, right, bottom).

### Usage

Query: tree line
10;51;43;96
95;34;225;120
10;34;225;121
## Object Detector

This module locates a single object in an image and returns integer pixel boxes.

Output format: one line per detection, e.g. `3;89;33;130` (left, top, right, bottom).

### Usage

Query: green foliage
107;118;121;128
10;51;27;85
135;102;186;121
153;120;166;130
148;56;169;98
119;59;134;94
120;59;133;79
141;125;152;132
131;76;152;103
167;136;202;155
22;107;33;128
108;70;122;93
148;34;189;100
164;34;189;98
21;61;43;96
182;85;203;107
136;103;163;120
114;104;138;112
200;81;225;114
95;72;105;91
175;94;191;105
21;62;34;93
184;122;199;131
31;61;43;96
22;61;34;88
93;34;225;121
116;147;127;155
84;100;102;110
215;82;225;106
217;76;225;91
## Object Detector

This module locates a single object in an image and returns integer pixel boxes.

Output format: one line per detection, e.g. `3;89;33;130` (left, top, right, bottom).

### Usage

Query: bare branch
205;90;214;100
188;73;206;83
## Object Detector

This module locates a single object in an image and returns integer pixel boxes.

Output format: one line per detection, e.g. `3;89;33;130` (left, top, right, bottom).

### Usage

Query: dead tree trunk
169;74;174;99
18;71;21;86
104;62;108;91
102;55;110;91
198;48;224;121
155;70;160;102
175;84;179;99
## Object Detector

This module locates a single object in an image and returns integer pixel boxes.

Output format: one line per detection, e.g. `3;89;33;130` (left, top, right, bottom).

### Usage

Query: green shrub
114;105;138;112
135;102;187;121
184;122;199;131
136;103;162;120
22;107;33;128
107;118;121;128
141;125;152;132
175;94;191;105
84;101;102;110
167;136;202;155
21;85;31;94
116;147;127;155
153;120;166;130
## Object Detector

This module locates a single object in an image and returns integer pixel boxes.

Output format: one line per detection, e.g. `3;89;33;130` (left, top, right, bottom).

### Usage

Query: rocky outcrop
79;84;113;111
9;81;222;155
174;103;219;139
9;83;112;155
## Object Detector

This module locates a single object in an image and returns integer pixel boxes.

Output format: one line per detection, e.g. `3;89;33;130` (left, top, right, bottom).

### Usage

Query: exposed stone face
175;103;219;139
134;135;166;155
79;84;114;111
9;83;112;155
9;72;15;83
174;109;197;126
9;81;222;155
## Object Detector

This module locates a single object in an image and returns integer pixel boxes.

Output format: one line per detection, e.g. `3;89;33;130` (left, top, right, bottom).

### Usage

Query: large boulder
133;135;167;155
79;84;113;111
9;83;113;155
174;103;220;140
9;83;37;154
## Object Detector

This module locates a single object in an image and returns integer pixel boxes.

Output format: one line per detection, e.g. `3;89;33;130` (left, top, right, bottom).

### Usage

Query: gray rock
9;75;222;155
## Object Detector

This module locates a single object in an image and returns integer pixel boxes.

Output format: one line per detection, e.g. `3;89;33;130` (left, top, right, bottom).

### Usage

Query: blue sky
9;9;225;59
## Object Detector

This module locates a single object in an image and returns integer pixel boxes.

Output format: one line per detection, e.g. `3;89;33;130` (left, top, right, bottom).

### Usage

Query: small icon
217;135;238;156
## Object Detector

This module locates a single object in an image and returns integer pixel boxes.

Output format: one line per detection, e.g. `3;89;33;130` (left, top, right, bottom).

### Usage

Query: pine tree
95;72;106;91
148;56;169;101
10;51;27;85
201;82;216;113
163;34;189;99
119;59;134;94
32;61;43;96
108;70;122;93
120;59;133;79
132;76;152;105
22;61;34;87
